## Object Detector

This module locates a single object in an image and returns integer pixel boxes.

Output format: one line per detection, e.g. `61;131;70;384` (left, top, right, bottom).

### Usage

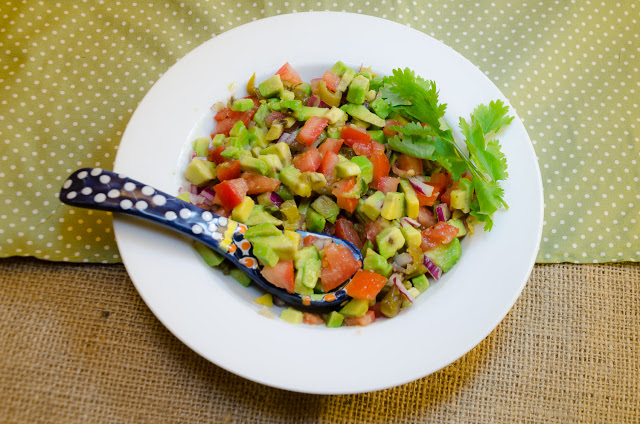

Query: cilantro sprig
380;68;513;230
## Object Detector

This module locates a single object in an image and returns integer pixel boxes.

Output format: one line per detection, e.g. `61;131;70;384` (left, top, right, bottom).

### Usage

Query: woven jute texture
0;259;638;423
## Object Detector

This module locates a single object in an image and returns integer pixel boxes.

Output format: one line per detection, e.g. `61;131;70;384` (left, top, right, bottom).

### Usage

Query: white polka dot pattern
0;1;638;263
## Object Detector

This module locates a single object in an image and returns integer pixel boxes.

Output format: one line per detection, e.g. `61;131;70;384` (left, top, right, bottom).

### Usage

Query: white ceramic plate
113;12;543;394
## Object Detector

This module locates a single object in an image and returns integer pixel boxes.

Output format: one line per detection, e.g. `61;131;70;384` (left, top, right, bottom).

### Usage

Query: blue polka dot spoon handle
59;167;355;312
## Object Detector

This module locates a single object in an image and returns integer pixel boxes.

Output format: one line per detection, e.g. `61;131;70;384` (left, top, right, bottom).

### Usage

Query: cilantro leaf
469;178;506;231
431;135;468;181
387;135;435;159
472;99;514;136
381;68;446;130
459;118;509;181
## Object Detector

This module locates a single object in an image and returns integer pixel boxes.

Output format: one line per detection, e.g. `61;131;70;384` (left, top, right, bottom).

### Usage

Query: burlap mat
0;259;637;423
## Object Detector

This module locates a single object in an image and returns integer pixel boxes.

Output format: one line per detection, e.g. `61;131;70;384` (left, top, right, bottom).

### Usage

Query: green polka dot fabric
1;1;638;263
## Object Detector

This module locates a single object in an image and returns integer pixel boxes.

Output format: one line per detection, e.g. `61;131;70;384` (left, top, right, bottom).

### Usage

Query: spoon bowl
59;168;361;312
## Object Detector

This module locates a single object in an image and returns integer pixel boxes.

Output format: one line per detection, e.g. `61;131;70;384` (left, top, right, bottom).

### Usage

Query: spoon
59;168;361;312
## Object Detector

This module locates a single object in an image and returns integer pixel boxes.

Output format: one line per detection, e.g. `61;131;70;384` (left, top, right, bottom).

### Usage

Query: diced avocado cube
284;230;302;251
340;104;386;128
370;97;390;119
245;222;282;240
398;221;422;249
376;226;405;259
325;106;348;125
193;242;225;267
346;75;370;105
369;76;384;91
447;218;467;237
356;67;373;79
363;250;392;277
254;293;273;307
297;198;311;215
220;146;240;160
300;258;322;289
450;177;473;213
275;184;294;201
294;246;320;269
293;82;311;97
296;106;329;121
279;90;295;101
192;137;210;158
325;311;344;328
280;99;302;112
279;165;312;197
335;160;361;179
258;74;284;98
302;172;327;191
231;196;255;223
265;122;284;141
367;129;385;144
229;120;246;137
281;200;301;231
230;268;251;287
399;179;419;219
411;274;430;293
294;270;314;296
249;126;269;148
381;192;405;221
326;126;342;139
185;158;216;186
250;234;295;260
351;156;373;184
280;307;303;324
361;191;385;220
253;103;270;127
230;98;255;112
211;133;226;147
339;298;369;317
259;154;283;178
306;209;326;233
251;242;280;267
337;68;356;92
244;205;283;226
329;61;348;76
239;156;269;176
260;142;292;166
311;195;340;224
351;118;370;130
361;240;374;256
256;192;279;212
424;238;462;273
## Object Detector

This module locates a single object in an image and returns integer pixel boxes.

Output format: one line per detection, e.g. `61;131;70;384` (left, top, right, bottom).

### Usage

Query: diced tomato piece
213;178;248;209
264;111;289;127
212;118;237;137
211;194;222;206
365;219;385;248
352;140;372;156
320;243;361;292
333;178;358;213
334;217;363;250
383;120;401;138
261;260;294;293
318;138;343;156
296;116;329;147
370;141;385;154
292;148;322;173
344;270;387;300
319;150;339;180
416;190;439;207
376;176;400;193
340;124;371;147
428;172;451;194
369;302;383;318
216;160;241;181
321;71;341;92
303;235;318;247
396;154;423;176
207;145;227;164
421;222;459;251
212;99;260;136
417;207;437;228
241;173;281;195
214;206;231;218
302;312;324;325
344;310;376;327
370;150;390;186
276;62;303;86
310;78;321;96
214;107;237;121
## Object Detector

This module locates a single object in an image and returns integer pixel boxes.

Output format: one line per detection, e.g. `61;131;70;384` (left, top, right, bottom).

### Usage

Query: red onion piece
401;217;420;228
409;177;434;197
391;164;412;178
318;100;330;108
269;191;284;207
312;238;331;251
435;203;451;222
307;95;321;107
189;193;206;205
200;187;216;202
277;132;296;145
391;273;414;303
189;184;199;195
423;255;443;281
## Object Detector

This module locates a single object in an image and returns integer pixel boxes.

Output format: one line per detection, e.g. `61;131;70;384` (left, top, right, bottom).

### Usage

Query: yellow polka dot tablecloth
0;1;638;263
